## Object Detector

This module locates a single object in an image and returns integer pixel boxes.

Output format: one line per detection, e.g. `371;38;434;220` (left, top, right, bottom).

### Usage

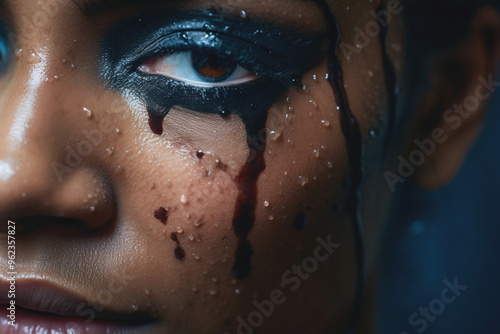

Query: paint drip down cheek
99;9;332;280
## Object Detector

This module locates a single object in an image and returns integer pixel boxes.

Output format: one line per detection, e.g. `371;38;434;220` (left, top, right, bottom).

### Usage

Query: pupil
191;52;237;83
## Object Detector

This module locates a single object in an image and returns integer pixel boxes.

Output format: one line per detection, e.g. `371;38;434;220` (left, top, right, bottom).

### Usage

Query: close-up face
0;0;499;333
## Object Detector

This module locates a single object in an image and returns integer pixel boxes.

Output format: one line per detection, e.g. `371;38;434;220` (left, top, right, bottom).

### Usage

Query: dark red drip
312;1;366;332
377;2;399;155
148;111;165;135
174;246;186;260
196;150;205;159
154;207;169;224
231;139;267;279
170;232;185;260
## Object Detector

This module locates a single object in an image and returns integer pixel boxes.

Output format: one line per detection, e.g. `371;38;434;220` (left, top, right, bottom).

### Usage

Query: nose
0;51;115;233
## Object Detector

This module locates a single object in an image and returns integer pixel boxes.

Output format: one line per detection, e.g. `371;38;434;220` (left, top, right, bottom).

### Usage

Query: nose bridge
0;50;57;184
5;51;48;151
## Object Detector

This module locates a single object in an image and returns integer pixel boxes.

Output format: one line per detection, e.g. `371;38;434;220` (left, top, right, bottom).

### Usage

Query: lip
0;279;156;333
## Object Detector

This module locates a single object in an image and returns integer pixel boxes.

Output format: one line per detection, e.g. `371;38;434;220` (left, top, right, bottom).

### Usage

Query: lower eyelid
160;73;258;87
139;52;259;87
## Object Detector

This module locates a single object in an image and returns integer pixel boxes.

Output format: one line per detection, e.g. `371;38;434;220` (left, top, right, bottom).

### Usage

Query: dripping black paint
171;232;186;260
377;3;399;156
312;1;366;333
99;9;325;280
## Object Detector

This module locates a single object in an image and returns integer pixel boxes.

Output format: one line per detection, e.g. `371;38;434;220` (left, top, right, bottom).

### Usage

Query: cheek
92;59;355;331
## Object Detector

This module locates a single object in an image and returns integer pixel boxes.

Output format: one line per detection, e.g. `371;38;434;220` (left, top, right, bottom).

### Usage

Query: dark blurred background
378;71;500;333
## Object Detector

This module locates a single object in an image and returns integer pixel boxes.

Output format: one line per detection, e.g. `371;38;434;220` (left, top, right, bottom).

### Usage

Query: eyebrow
74;0;179;17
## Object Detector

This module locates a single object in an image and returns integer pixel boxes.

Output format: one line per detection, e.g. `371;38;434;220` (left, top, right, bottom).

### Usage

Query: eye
138;50;258;87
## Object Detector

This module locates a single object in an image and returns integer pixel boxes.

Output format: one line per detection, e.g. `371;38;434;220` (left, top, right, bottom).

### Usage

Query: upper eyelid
101;10;325;67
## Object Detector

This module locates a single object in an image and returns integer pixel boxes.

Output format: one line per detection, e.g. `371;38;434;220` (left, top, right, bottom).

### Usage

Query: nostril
0;169;117;235
1;216;90;234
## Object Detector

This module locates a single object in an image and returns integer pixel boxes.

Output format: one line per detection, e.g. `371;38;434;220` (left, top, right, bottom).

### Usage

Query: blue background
378;81;500;333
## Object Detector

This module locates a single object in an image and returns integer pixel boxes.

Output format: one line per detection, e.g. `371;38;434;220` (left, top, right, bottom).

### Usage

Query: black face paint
99;8;325;279
377;3;399;156
100;9;325;135
311;1;366;333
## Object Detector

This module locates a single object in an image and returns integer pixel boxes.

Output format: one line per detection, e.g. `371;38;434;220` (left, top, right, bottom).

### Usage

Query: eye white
139;51;258;87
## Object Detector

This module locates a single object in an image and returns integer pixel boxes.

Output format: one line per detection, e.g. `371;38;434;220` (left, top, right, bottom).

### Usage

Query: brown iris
191;51;237;83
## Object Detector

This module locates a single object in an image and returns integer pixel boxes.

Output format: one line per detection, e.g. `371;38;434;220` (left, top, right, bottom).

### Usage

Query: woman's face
0;0;401;333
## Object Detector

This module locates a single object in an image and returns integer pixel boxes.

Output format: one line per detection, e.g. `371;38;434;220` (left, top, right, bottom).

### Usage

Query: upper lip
0;279;154;324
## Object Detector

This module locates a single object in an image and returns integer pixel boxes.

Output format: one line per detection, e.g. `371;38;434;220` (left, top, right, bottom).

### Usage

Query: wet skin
0;0;403;333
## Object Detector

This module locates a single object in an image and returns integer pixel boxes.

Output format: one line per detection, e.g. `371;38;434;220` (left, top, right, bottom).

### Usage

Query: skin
0;0;499;333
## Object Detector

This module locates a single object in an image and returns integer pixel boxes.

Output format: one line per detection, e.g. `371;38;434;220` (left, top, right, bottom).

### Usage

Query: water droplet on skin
188;234;195;241
62;59;67;64
89;206;96;212
269;130;282;142
268;215;275;221
106;148;114;156
83;107;92;119
322;120;331;128
263;201;270;208
131;305;138;311
116;165;124;175
192;286;198;292
26;50;41;64
211;277;218;283
235;289;241;295
177;227;184;234
70;64;76;70
368;70;374;78
299;176;309;187
181;32;188;41
193;254;200;260
180;194;188;204
313;150;320;158
115;128;121;134
145;289;151;296
327;161;334;169
312;74;318;81
209;289;218;296
310;100;318;109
